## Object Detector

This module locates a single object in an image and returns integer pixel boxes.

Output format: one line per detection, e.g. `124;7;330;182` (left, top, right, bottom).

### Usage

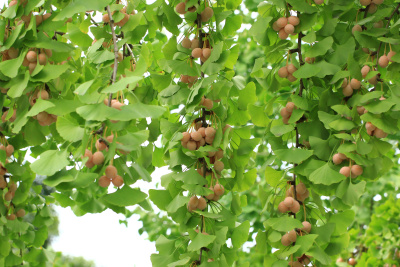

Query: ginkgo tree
0;0;400;266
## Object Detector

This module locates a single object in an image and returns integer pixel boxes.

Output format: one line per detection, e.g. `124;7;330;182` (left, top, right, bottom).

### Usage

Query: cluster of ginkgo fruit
359;0;384;13
1;180;26;220
341;77;362;97
280;101;297;125
181;124;217;151
272;16;300;40
175;1;197;14
102;6;135;27
355;98;389;138
22;49;53;74
288;254;313;267
99;165;124;188
1;108;16;123
29;89;58;126
332;153;364;178
278;63;298;82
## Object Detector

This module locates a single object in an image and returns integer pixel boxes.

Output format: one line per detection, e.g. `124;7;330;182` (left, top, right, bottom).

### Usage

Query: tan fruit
288;230;297;242
297;190;310;202
272;22;281;31
287;74;297;82
202;48;211;59
205;127;216;137
188;196;199;209
16;209;25;218
6;145;14;157
373;20;383;28
182;132;191;142
187;140;197;151
365;122;376;131
374;128;387;138
287;64;297;74
352;24;362;35
116;13;129;27
102;14;110;23
205;135;214;145
350;79;361;89
276;17;288;28
7;47;18;59
282;117;290;125
192;48;202;58
356;106;365;115
214;184;224;196
84;149;93;159
43;13;51;20
201;7;213;22
343;84;353;96
197;127;206;137
351;165;363;178
197;197;207;210
105;165;118;179
288;16;300;26
205;187;215;200
361;65;370;78
360;0;371;5
342;78;348;88
112;175;124;187
180;75;189;83
378;55;389;68
191;39;199;49
176;2;186;14
314;0;324;4
92;151;104;165
181;38;191;49
368;3;377;13
289;261;303;267
214;160;224;172
302;221;312;233
388;51;396;62
284;24;294;34
278;66;288;78
28;62;37;74
22;57;30;67
348;258;356;266
296;183;307;194
5;191;13;201
9;183;17;192
278;29;289;40
278;201;289;213
26;51;37;63
291;200;300;213
95;139;107;151
208;151;216;158
37;53;47;65
38;90;49;100
6;214;16;220
35;15;43;26
0;177;6;189
203;98;213;109
372;0;384;4
339;166;351;177
215;149;224;160
333;153;343;165
191;131;202;142
368;74;378;85
281;233;291;246
99;175;111;187
283;197;295;207
280;107;291;118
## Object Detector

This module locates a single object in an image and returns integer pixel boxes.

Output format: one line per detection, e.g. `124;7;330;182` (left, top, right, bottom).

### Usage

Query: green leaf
26;99;55;117
101;186;147;207
149;190;172;211
327;210;355;235
305;37;333;58
56;116;84;142
336;179;366;206
293;63;320;79
7;72;29;98
248;104;269;126
265;167;284;187
102;76;143;93
270;124;294;137
30;64;69;83
295;234;318;255
264;217;303;232
30;150;70;176
166;195;188;213
187;233;216;252
309;163;346;185
274;148;313;164
231;221;250;249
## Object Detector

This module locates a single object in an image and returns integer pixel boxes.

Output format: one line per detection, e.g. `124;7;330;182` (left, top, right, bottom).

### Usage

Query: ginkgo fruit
278;29;289;40
301;221;312;233
181;38;191;49
352;24;362;35
378;55;389;68
188;196;199;209
112;175;124;187
280;107;290;118
96;139;107;151
191;131;202;142
351;165;363;177
348;258;356;266
176;2;186;14
339;166;351;177
283;197;295;207
192;48;202;58
276;17;288;28
214;160;224;172
201;7;213;22
343;85;353;96
388;51;396;62
205;187;215;200
361;65;370;78
284;24;294;34
16;209;26;218
278;201;289;213
288;230;297;242
92;151;105;165
278;67;288;78
105;165;117;179
288;16;300;26
27;51;37;62
350;79;361;89
281;233;291;246
214;184;224;196
197;197;207;210
99;175;111;187
333;153;343;165
187;140;197;151
291;200;300;213
296;183;307;195
360;0;371;5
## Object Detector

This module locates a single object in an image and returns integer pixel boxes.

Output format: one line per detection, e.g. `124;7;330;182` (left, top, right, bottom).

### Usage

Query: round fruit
201;7;213;22
302;221;312;233
388;51;396;62
16;209;25;218
365;122;376;131
372;0;384;4
280;107;291;118
339;166;351;177
314;0;324;4
214;184;225;196
348;258;356;266
205;187;215;200
368;75;378;85
357;106;365;115
352;24;362;35
276;17;288;28
191;131;202;141
26;51;37;63
188;196;199;209
360;0;371;5
272;22;281;31
343;84;353;96
351;165;363;177
287;74;297;82
215;149;224;160
342;78;348;88
85;159;95;168
374;128;388;138
99;175;111;187
278;201;289;213
6;214;16;220
187;140;197;151
368;3;378;13
286;102;295;113
373;20;383;28
105;165;117;179
92;151;105;165
102;14;110;23
379;55;389;68
284;24;294;34
281;233;291;246
205;127;216;137
283;197;295;207
350;79;361;89
38;90;49;100
95;139;107;151
6;145;14;157
192;48;203;58
176;2;186;14
214;160;224;172
112;175;124;187
288;16;300;26
361;65;370;78
202;48;211;59
5;191;13;201
288;230;297;242
203;98;214;109
333;153;343;165
287;64;297;74
191;39;199;49
291;200;300;213
181;38;192;49
278;29;289;40
278;66;288;78
197;197;207;210
7;47;18;59
296;183;307;194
